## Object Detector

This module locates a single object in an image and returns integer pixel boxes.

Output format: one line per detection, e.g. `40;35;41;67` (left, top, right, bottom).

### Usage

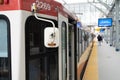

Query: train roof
0;0;77;20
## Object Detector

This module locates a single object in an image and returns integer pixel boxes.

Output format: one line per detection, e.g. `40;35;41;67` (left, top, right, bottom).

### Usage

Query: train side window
0;16;11;80
61;22;67;80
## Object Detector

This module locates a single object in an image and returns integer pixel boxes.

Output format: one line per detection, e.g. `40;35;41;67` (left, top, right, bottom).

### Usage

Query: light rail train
0;0;95;80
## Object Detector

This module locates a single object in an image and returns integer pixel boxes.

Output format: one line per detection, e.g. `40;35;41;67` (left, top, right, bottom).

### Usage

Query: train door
79;29;82;57
82;31;85;53
69;24;75;80
25;16;58;80
58;13;69;80
0;15;11;80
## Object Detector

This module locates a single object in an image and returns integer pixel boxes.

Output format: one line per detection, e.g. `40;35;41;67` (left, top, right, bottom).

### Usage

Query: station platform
82;38;120;80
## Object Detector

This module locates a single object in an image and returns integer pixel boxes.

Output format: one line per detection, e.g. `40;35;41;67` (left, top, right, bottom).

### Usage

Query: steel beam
97;0;110;10
115;0;120;51
89;2;107;16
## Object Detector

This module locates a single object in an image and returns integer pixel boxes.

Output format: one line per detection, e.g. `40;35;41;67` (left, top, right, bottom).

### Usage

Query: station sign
98;18;112;27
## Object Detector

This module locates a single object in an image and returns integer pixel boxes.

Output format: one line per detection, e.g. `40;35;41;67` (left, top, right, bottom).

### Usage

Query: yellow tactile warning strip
82;42;98;80
77;42;93;80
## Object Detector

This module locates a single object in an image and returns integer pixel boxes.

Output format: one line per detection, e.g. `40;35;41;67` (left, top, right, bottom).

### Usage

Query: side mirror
44;27;59;48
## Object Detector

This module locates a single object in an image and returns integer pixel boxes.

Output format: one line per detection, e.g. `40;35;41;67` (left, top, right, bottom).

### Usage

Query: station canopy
55;0;114;4
55;0;115;26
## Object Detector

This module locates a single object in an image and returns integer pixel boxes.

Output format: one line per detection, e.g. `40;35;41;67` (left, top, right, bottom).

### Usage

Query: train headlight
4;0;9;4
0;0;9;4
0;0;4;4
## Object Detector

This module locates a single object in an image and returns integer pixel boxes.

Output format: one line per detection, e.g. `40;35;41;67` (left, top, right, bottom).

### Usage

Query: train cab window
0;16;11;80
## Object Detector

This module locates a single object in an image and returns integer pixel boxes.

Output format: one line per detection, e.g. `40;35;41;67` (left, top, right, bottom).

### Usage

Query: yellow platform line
82;42;98;80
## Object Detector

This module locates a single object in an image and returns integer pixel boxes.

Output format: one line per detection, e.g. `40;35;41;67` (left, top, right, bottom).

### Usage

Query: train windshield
0;18;10;80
